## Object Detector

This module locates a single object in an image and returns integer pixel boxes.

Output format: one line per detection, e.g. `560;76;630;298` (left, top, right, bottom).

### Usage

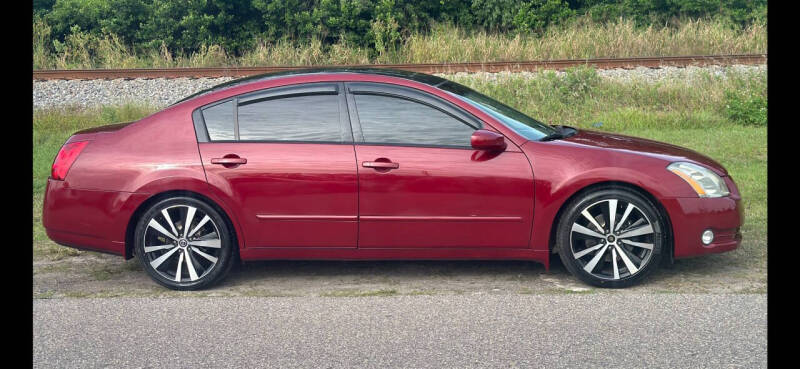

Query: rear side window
238;94;342;142
353;94;477;147
202;100;235;141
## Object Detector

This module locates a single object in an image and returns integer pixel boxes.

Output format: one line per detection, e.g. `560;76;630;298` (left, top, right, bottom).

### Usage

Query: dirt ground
33;247;766;298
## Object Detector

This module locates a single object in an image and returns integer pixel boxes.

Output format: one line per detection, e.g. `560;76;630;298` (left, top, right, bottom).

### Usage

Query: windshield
437;81;558;141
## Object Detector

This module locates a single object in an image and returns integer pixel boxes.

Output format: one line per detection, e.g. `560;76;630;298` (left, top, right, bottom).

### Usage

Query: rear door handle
362;161;399;169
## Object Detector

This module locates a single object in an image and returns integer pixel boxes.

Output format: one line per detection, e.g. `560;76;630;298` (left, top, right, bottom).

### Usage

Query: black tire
134;196;235;290
556;188;665;288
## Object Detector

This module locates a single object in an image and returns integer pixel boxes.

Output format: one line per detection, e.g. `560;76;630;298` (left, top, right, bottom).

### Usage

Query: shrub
724;90;767;126
554;66;600;102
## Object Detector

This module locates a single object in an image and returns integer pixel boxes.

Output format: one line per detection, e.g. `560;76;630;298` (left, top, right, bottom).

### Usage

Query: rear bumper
45;228;125;256
661;195;744;259
42;179;148;256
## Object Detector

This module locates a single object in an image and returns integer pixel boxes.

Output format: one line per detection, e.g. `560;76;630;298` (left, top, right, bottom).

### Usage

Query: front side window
238;94;342;142
353;94;478;147
438;81;558;141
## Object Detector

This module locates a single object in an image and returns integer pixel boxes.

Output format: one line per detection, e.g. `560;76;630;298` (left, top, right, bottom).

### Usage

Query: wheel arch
124;190;240;260
547;181;674;262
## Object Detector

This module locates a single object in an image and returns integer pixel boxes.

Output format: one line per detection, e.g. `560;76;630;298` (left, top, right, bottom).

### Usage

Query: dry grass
390;18;766;63
33;17;766;70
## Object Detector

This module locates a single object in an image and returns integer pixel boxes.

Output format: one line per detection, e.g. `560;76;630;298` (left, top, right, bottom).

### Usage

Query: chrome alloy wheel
570;199;655;280
142;204;222;283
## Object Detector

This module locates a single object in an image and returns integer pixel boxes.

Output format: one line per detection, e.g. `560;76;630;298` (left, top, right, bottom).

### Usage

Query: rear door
345;82;535;249
196;82;359;248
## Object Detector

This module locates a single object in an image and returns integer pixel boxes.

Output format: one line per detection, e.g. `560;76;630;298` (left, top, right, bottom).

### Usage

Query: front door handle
362;161;399;169
211;155;247;168
211;157;247;165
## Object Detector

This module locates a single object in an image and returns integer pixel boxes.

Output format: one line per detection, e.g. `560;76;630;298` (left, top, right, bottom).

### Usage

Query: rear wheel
134;196;234;290
556;188;665;288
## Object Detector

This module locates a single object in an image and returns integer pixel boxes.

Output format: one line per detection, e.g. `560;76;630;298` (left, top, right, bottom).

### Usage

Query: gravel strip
33;64;766;110
33;76;236;110
456;64;766;83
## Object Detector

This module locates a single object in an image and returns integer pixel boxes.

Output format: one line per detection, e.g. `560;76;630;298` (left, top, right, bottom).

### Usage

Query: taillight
51;141;89;181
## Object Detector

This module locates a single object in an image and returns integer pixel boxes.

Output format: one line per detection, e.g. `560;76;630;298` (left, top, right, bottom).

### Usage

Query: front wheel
134;196;235;290
556;188;665;288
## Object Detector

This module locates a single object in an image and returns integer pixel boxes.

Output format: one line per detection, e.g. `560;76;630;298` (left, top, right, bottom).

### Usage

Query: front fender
523;140;692;253
529;167;672;251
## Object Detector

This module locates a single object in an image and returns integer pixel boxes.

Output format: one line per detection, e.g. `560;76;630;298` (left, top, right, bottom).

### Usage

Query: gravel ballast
33;64;766;110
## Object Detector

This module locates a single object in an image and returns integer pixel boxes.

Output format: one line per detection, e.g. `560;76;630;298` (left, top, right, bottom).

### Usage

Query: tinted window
202;100;235;140
238;94;342;142
439;83;558;140
354;94;477;147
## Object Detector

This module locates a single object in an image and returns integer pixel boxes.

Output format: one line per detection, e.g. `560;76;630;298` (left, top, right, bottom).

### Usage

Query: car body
42;68;743;289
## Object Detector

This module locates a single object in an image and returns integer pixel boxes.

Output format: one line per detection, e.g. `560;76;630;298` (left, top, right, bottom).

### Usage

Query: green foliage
720;70;767;127
514;0;575;32
554;66;600;101
448;0;575;32
51;25;95;67
44;0;110;39
469;0;522;31
583;0;767;27
724;91;767;127
34;0;767;61
33;0;56;16
251;0;319;43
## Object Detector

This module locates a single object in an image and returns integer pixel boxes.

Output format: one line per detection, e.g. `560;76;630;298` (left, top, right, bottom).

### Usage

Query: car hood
561;129;728;176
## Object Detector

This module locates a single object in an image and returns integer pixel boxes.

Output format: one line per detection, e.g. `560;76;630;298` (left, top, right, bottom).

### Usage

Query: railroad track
33;54;766;80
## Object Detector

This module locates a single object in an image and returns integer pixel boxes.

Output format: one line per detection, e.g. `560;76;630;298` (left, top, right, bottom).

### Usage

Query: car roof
173;67;451;105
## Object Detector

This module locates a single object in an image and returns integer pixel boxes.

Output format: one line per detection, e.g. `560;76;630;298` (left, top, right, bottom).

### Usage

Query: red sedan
42;68;743;289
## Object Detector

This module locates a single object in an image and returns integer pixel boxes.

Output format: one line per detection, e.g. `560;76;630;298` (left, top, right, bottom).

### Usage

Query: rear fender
127;177;247;256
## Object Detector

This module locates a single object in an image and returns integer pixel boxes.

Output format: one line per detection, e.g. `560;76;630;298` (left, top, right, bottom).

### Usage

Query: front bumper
661;194;744;259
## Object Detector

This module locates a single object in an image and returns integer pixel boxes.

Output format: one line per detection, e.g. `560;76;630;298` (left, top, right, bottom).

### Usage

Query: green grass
32;67;766;270
33;17;766;69
33;105;156;259
446;66;766;130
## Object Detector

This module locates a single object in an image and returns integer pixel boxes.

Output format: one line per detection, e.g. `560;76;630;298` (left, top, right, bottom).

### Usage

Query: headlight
667;162;729;198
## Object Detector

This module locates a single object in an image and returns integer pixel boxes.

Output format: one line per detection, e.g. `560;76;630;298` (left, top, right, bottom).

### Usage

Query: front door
345;82;534;249
198;83;358;248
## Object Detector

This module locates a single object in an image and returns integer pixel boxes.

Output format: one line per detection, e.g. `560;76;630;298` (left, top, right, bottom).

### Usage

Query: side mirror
471;129;507;151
